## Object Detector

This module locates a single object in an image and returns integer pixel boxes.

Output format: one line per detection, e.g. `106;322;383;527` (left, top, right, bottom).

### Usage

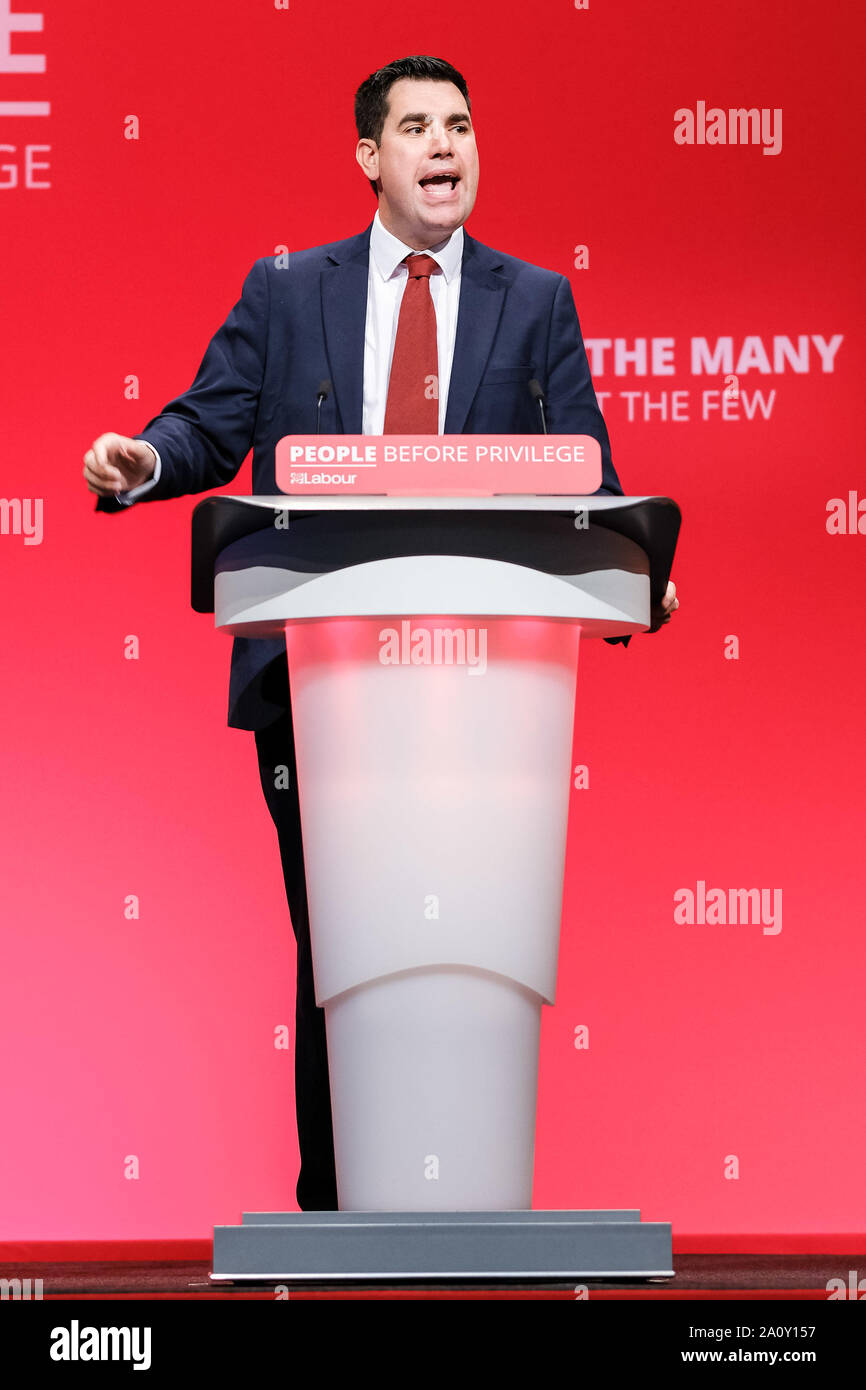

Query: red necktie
383;253;440;434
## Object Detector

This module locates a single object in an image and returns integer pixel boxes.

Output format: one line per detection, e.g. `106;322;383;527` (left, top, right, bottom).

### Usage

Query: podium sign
275;433;602;495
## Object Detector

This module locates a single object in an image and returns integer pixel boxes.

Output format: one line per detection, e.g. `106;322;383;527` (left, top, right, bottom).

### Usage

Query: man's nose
428;125;453;155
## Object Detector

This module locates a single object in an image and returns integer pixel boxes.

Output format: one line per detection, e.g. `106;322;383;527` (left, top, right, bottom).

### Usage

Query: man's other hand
659;579;680;624
83;433;155;497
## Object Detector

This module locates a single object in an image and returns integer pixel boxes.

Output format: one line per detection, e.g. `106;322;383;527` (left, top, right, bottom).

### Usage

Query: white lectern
197;491;680;1281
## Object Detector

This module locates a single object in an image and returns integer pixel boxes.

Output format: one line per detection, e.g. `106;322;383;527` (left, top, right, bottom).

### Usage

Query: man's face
356;78;479;248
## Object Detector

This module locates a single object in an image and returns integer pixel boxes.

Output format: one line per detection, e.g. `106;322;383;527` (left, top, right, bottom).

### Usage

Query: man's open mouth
418;173;460;195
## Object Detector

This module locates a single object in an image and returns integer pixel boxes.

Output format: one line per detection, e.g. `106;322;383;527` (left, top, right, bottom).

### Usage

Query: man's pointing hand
83;433;156;497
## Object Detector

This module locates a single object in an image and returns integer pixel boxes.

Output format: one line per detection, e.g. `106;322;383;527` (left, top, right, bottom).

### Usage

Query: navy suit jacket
96;219;628;729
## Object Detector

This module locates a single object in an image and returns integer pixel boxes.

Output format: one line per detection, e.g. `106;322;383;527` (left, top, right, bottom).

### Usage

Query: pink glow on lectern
284;616;583;669
284;619;582;777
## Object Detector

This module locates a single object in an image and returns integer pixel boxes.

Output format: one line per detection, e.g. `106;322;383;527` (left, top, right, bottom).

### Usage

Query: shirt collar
370;207;463;284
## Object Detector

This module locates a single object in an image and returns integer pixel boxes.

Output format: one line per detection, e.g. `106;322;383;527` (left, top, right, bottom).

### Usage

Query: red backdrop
1;0;864;1249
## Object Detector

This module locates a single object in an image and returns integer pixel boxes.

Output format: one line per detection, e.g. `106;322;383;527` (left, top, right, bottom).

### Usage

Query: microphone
315;379;332;434
528;378;548;434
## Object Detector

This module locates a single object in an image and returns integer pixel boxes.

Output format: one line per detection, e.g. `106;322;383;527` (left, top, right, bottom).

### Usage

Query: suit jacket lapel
320;224;373;434
320;222;508;436
444;231;508;434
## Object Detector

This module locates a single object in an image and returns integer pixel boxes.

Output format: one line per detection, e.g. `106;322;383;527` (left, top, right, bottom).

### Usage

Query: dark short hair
355;55;471;196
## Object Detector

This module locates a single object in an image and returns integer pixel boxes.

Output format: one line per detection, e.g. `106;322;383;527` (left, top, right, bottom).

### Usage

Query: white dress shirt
363;207;462;434
115;209;464;504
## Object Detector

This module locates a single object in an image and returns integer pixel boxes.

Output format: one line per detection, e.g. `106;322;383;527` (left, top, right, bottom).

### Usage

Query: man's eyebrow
395;111;472;128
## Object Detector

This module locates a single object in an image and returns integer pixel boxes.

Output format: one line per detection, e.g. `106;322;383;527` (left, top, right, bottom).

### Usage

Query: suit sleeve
545;274;623;497
95;259;269;512
545;274;631;648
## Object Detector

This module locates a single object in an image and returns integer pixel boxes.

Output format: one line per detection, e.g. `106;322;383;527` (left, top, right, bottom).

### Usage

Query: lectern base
211;1210;674;1281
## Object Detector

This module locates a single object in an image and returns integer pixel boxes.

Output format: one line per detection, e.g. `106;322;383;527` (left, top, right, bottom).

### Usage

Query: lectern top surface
218;494;672;513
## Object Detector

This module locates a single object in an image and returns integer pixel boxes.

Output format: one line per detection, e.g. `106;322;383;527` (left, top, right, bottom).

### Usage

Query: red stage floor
1;1253;860;1300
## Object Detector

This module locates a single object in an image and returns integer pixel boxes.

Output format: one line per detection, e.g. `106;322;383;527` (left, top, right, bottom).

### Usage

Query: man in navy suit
85;54;678;1211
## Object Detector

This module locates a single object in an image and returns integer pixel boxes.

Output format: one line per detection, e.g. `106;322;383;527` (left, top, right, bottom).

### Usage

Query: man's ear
355;138;379;185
